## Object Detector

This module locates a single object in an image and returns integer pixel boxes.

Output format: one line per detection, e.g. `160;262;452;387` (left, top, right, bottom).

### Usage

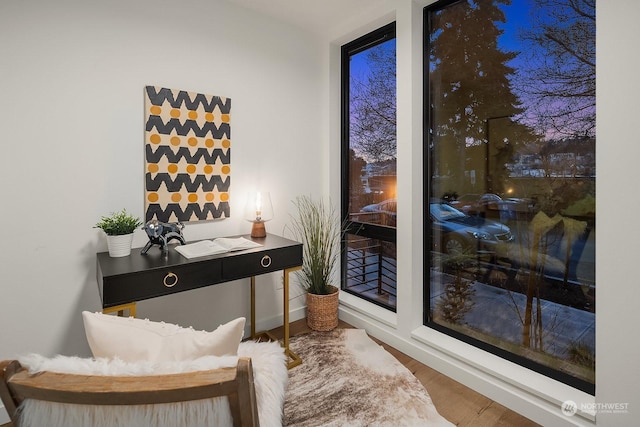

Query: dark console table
96;234;303;368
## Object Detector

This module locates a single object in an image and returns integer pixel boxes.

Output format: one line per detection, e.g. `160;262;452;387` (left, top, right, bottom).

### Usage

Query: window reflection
426;0;595;393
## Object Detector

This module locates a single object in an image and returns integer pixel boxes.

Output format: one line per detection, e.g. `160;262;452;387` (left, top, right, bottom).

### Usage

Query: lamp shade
244;191;273;237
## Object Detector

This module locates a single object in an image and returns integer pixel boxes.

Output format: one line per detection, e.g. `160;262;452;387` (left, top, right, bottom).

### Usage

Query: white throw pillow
82;311;245;363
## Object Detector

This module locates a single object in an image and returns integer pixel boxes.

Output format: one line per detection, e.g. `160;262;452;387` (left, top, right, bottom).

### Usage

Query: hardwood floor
378;342;540;426
1;318;540;427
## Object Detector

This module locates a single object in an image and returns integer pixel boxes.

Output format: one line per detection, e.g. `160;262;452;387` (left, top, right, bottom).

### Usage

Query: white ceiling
222;0;390;36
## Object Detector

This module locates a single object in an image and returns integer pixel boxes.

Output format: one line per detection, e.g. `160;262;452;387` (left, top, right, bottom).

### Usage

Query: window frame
422;0;595;395
340;22;397;312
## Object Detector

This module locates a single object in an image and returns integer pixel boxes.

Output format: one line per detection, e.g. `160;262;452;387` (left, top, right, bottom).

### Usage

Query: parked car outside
449;193;533;221
359;198;397;227
430;200;513;255
358;198;514;255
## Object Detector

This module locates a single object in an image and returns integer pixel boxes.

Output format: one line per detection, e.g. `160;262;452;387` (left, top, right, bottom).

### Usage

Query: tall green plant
288;195;341;295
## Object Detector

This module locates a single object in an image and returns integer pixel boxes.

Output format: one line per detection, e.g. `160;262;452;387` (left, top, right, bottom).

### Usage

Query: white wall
0;0;324;409
2;0;640;426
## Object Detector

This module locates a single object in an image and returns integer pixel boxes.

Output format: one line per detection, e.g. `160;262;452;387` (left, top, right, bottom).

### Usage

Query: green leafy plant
287;195;342;295
95;209;143;236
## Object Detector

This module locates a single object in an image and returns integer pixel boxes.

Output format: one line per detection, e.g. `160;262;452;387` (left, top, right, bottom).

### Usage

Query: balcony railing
344;236;397;310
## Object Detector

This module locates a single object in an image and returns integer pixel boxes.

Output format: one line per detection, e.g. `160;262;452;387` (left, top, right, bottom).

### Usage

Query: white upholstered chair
0;313;288;427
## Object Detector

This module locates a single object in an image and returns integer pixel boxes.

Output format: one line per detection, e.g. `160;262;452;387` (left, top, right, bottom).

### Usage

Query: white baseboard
251;305;306;336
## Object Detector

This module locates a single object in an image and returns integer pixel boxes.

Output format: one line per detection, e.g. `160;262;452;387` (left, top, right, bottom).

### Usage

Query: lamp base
251;221;266;238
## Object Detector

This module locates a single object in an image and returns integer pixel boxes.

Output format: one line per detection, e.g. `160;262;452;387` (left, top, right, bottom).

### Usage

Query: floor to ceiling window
425;0;595;394
341;23;397;311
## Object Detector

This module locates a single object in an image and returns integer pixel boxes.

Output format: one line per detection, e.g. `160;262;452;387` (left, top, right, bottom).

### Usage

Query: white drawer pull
261;255;272;268
163;272;179;287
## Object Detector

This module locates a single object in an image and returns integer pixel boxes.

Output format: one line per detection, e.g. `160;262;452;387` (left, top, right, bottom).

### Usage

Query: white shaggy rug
284;329;454;426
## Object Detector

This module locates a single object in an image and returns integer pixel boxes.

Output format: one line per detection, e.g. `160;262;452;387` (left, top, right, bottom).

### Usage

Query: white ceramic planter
106;233;134;257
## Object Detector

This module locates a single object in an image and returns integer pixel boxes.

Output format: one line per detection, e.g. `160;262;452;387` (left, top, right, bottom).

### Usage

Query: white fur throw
17;340;288;427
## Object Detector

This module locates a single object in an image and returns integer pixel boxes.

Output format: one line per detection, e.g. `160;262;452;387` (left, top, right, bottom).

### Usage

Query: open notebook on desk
175;237;263;259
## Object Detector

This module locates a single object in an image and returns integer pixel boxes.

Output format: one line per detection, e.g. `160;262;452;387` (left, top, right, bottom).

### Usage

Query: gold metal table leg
250;276;256;339
250;267;302;369
283;266;302;368
103;302;137;317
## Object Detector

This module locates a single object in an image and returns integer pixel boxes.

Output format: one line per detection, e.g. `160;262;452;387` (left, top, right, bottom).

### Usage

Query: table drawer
222;245;302;280
102;261;222;307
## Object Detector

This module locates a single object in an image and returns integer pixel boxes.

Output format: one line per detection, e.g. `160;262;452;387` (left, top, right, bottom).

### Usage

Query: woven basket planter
306;285;339;331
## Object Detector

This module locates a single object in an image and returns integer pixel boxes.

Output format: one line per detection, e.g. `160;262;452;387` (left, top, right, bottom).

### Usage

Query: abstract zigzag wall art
144;86;231;223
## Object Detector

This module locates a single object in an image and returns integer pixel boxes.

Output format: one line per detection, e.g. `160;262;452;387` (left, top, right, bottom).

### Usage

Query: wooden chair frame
0;357;259;427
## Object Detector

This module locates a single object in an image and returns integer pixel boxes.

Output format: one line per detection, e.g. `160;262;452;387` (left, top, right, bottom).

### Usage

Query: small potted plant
95;209;143;257
287;195;342;331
